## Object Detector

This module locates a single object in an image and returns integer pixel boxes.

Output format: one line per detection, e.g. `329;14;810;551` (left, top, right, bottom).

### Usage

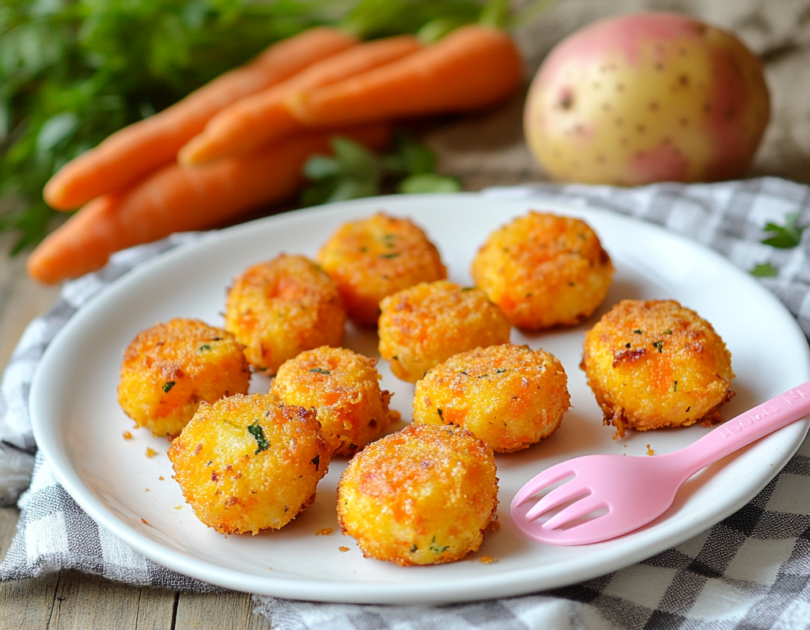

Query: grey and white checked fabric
3;177;810;629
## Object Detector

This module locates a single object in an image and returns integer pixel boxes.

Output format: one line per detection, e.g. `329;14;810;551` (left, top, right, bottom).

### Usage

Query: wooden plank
133;588;180;630
175;590;271;630
0;506;20;556
0;233;60;374
0;507;61;630
0;572;61;630
46;570;177;630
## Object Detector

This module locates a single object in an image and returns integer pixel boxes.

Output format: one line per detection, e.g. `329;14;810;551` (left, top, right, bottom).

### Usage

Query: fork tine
512;465;576;508
524;482;590;521
542;495;608;531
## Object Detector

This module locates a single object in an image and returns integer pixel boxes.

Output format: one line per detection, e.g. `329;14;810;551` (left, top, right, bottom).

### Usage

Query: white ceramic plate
31;193;810;604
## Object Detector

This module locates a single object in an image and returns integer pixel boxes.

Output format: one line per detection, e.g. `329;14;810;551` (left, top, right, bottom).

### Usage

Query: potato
524;12;770;184
471;211;613;330
378;280;511;383
337;423;498;566
224;253;345;375
413;344;570;453
117;318;250;437
581;299;735;438
168;393;330;535
317;213;447;327
271;346;398;456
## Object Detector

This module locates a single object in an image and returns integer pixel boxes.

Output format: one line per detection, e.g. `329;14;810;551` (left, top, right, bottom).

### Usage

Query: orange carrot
286;25;523;128
28;125;390;285
43;27;359;211
178;35;422;166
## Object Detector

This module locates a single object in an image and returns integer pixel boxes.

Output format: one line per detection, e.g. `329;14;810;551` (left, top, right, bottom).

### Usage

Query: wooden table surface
3;1;810;627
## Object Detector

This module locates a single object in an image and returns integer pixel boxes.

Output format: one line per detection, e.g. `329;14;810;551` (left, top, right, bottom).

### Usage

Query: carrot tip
177;140;207;166
285;92;310;124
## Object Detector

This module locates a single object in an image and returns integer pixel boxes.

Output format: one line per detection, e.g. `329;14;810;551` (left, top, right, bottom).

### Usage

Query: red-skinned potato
524;12;770;185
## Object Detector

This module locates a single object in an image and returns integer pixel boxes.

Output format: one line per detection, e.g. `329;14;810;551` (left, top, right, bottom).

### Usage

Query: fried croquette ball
378;281;512;383
117;318;250;437
471;211;614;330
168;393;330;535
413;344;570;453
581;299;735;439
224;253;345;375
317;213;447;327
337;423;498;566
271;346;398;456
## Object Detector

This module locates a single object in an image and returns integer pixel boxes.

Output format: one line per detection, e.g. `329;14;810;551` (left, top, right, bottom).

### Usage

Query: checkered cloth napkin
2;176;810;628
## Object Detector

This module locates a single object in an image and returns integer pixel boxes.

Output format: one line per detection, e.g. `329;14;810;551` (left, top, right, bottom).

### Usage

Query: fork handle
672;380;810;477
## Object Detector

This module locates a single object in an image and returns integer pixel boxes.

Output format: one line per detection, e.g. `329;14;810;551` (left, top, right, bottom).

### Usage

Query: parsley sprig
247;420;270;455
761;212;807;249
750;212;808;277
750;262;779;278
300;131;461;207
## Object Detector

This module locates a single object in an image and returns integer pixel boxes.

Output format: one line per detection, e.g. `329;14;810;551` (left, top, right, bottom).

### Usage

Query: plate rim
29;192;810;604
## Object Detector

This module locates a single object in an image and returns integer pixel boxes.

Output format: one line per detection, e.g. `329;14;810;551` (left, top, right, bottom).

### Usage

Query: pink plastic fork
511;380;810;545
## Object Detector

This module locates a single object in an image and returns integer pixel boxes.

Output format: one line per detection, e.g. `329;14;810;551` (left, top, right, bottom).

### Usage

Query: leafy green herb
379;252;400;259
761;212;807;249
633;329;643;334
311;454;321;471
309;367;331;375
673;380;678;392
301;130;461;206
162;381;175;393
437;408;444;420
247;420;269;455
397;173;461;194
429;536;450;554
198;344;211;353
652;341;664;353
751;262;779;277
411;544;418;553
663;329;672;335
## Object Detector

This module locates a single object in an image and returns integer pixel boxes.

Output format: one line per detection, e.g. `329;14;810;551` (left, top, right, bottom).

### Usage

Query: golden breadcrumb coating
337;423;498;566
413;344;570;453
581;299;735;438
224;253;345;375
117;318;250;437
471;211;614;330
168;393;330;535
271;346;398;456
317;213;447;327
378;280;512;383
